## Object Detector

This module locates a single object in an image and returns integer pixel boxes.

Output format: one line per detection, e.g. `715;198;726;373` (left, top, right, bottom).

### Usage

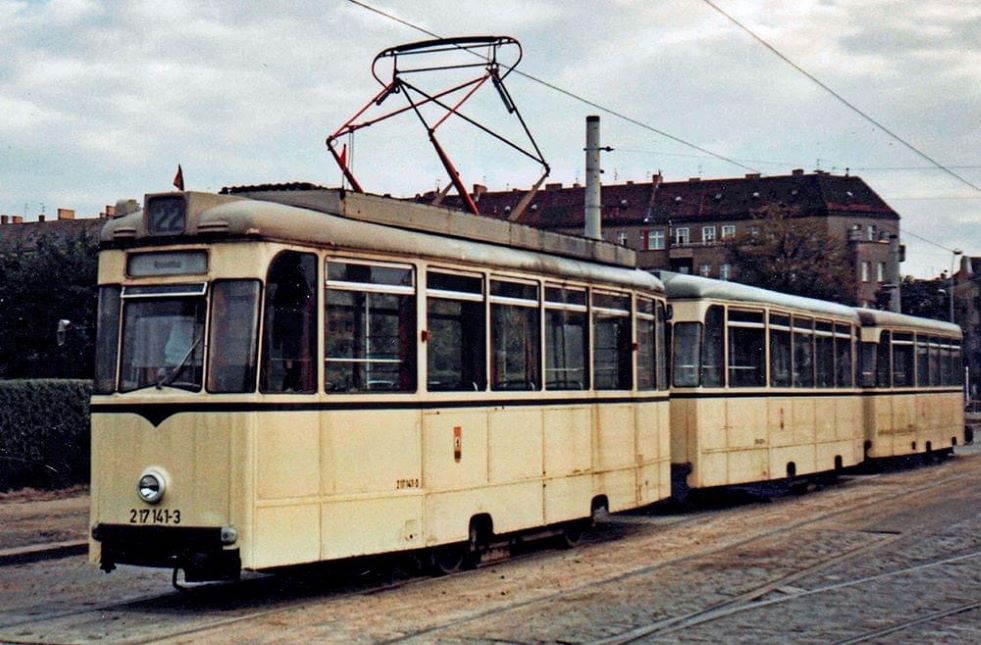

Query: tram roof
656;271;859;320
102;190;664;294
855;308;962;336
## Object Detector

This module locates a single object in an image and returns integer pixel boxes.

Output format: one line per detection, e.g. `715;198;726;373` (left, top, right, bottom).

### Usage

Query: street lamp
949;248;963;323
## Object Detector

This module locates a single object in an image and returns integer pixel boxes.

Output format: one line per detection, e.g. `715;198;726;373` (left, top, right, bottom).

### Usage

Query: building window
721;225;736;239
702;226;716;243
867;224;876;241
616;231;628;246
861;261;870;282
749;226;760;237
646;229;665;250
675;227;690;246
699;263;711;277
877;262;886;283
720;264;731;281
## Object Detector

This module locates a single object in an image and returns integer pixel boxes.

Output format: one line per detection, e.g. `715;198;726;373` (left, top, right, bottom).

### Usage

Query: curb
0;540;88;566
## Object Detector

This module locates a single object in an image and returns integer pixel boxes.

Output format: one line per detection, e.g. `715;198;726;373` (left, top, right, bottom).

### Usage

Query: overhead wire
345;0;760;173
699;0;981;193
346;0;973;257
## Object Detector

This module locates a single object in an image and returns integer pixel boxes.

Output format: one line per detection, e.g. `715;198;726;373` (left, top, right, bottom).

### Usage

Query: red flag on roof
173;164;184;191
339;144;348;167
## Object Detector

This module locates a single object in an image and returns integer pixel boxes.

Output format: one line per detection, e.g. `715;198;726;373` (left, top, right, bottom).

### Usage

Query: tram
88;186;672;581
659;272;864;497
855;308;965;460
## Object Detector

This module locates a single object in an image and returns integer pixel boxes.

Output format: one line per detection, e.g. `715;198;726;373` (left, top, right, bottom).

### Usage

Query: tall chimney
57;208;75;220
1;215;8;225
888;234;901;312
38;214;45;223
584;115;602;240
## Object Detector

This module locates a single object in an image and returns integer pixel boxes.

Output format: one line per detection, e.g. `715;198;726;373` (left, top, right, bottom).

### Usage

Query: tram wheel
555;522;585;549
429;545;465;576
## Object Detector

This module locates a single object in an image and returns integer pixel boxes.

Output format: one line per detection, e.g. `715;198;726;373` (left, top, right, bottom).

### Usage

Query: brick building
427;170;901;307
955;256;981;403
0;207;113;255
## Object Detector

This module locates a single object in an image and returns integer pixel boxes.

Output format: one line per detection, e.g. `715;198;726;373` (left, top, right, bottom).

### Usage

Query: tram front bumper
92;524;240;582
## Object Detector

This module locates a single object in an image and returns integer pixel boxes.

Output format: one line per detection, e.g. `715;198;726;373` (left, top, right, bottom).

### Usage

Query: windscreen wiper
155;336;203;390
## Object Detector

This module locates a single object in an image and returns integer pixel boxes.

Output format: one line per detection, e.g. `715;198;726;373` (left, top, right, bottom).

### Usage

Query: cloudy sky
1;0;978;277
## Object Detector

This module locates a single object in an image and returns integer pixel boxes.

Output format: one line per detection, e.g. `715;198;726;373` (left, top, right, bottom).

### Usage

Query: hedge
0;380;91;492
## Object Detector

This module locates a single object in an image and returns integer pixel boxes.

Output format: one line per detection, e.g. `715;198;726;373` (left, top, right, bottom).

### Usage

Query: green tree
873;275;948;320
0;230;99;378
722;206;857;305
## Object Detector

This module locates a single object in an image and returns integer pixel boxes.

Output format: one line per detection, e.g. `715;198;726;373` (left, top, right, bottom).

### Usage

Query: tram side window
593;292;632;390
672;322;701;387
637;297;656;391
835;324;854;388
859;342;877;387
915;335;929;387
792;316;815;388
928;336;941;386
656;301;668;391
261;252;317;393
727;309;765;387
426;271;486;392
208;281;261;393
545;286;589;390
953;342;964;385
94;285;121;394
815;321;834;388
876;330;891;387
892;333;914;387
491;280;540;391
769;313;792;387
701;305;724;387
326;261;416;393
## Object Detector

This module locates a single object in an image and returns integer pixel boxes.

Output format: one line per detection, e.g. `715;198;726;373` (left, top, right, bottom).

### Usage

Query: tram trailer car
659;272;865;498
855;308;965;461
89;187;673;582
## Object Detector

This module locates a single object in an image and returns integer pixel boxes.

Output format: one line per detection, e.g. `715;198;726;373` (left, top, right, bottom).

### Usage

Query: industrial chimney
584;115;602;240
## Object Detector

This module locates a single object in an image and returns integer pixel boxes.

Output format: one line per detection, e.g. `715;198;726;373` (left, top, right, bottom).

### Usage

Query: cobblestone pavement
0;448;978;644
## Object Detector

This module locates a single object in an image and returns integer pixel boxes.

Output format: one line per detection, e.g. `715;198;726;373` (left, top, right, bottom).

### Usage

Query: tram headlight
137;470;166;504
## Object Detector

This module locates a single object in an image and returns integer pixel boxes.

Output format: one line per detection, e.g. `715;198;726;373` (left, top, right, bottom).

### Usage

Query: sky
1;0;979;278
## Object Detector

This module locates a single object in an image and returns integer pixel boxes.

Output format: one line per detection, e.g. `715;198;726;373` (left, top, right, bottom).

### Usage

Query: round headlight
137;471;166;504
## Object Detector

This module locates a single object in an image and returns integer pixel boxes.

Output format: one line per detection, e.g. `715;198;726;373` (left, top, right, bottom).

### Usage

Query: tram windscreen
119;298;206;392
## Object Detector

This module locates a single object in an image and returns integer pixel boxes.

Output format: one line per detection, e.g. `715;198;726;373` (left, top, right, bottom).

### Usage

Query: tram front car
90;192;266;582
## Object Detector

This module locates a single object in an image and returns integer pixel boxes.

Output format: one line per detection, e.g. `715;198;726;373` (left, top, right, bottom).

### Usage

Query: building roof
419;171;899;229
0;218;106;255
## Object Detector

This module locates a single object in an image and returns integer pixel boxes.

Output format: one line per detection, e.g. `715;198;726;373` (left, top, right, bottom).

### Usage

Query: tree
722;206;857;305
873;275;948;320
0;230;99;379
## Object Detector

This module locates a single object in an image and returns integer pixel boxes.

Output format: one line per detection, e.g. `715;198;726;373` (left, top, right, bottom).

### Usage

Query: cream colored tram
89;187;672;581
856;308;965;460
660;272;863;496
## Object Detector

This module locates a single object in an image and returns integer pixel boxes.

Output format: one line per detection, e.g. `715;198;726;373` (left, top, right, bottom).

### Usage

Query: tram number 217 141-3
129;508;182;525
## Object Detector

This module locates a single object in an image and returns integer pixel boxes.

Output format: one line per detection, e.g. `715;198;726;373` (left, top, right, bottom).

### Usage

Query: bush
0;379;91;492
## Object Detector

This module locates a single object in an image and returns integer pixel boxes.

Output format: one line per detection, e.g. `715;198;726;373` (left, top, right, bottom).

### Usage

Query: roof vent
503;205;512;213
714;193;723;200
530;203;539;211
620;199;629;207
792;168;804;176
752;192;760;198
846;191;854;198
674;196;682;202
790;189;799;196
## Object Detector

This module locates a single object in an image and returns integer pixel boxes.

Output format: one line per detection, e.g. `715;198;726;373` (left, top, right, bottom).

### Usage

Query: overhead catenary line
699;0;981;193
345;0;760;173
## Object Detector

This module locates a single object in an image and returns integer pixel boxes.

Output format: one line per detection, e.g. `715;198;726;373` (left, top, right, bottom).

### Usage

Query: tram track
0;465;971;644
